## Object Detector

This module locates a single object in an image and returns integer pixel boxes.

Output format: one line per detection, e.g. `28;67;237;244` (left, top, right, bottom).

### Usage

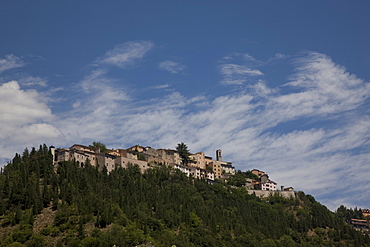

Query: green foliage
11;225;33;243
26;235;48;247
78;237;102;247
227;170;247;186
5;243;26;247
40;226;60;236
137;153;146;161
336;205;365;221
227;170;262;187
244;170;260;180
0;144;369;246
88;141;108;153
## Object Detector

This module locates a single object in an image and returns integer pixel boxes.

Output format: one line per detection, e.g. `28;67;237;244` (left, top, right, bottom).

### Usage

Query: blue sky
1;1;370;211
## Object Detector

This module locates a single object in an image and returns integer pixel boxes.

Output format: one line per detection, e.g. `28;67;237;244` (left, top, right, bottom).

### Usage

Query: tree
227;172;246;187
176;143;190;165
89;142;108;153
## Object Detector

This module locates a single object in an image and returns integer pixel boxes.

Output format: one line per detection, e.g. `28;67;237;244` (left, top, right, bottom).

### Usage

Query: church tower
216;149;222;161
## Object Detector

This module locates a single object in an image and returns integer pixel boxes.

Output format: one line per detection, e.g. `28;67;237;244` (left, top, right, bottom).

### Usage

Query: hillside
0;145;369;246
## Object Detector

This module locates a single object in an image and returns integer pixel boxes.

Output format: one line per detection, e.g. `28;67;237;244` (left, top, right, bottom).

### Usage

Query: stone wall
246;190;296;199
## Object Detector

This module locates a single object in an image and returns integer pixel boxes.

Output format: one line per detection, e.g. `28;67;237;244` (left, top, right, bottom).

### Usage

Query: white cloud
266;53;288;63
250;80;276;97
72;101;81;109
0;81;52;125
220;64;263;85
0;81;64;164
99;41;154;68
221;64;263;76
266;52;370;124
219;53;289;85
0;54;25;73
53;68;131;144
18;75;48;87
158;60;185;74
154;84;170;89
80;69;130;103
12;123;63;143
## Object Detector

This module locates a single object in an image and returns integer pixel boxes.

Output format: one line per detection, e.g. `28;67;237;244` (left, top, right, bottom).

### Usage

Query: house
200;168;215;180
54;144;98;168
190;149;234;179
350;219;369;230
251;169;266;178
362;209;370;219
189;152;213;169
281;186;294;191
260;174;269;183
174;163;215;181
116;156;148;173
207;162;222;179
126;145;146;153
221;163;235;175
174;164;192;177
255;180;277;191
245;178;254;189
189;152;206;169
155;149;182;166
54;144;148;173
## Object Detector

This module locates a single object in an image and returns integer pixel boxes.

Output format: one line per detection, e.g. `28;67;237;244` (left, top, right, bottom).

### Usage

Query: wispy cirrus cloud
158;60;185;74
18;74;48;87
220;53;264;85
0;54;25;73
220;63;263;85
98;41;154;68
220;53;289;85
267;52;370;122
154;84;170;89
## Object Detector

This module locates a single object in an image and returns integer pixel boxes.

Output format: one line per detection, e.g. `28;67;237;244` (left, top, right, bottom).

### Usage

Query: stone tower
216;149;222;161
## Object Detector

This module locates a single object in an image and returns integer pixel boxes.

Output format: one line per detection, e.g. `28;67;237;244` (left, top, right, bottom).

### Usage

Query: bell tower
216;149;222;161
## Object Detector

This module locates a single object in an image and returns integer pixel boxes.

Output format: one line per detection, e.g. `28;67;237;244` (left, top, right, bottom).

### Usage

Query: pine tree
176;142;190;165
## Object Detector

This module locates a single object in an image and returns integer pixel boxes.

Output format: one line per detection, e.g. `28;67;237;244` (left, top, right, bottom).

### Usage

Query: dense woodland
0;144;369;246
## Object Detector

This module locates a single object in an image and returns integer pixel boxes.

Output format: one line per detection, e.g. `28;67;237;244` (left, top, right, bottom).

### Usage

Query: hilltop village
2;144;370;246
51;144;293;194
51;142;368;232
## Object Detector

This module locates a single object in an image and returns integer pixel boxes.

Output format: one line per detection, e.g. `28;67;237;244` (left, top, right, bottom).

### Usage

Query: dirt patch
33;206;56;234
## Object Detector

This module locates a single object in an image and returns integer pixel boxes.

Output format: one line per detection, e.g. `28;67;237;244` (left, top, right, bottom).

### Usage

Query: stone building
189;152;211;169
54;144;234;182
54;144;98;168
190;149;235;178
255;180;277;191
207;162;222;179
54;144;149;173
251;169;266;178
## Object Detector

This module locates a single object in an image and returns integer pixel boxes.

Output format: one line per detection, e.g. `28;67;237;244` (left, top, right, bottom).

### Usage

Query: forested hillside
0;145;369;246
